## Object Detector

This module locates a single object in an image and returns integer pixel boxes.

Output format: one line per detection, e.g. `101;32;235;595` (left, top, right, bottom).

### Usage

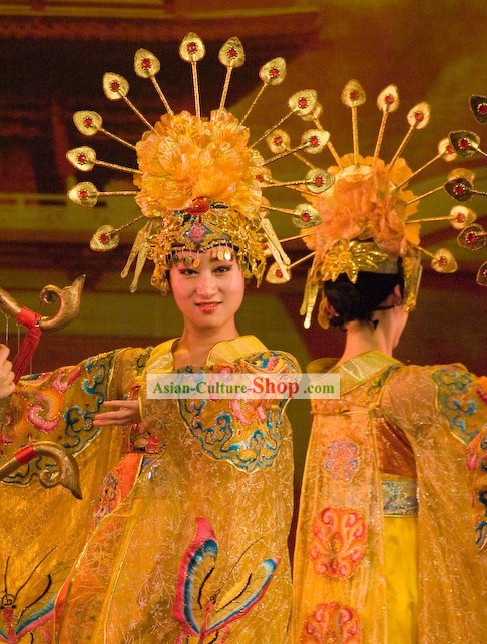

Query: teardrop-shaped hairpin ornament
134;49;173;117
266;129;291;154
266;261;291;284
305;168;335;194
103;73;129;100
341;79;366;108
66;146;141;175
289;89;318;118
448;205;477;229
342;80;366;164
134;48;160;77
444;176;474;202
73;111;103;136
292;204;321;229
457;223;487;251
67;181;99;207
179;32;206;119
179;32;206;63
102;72;156;133
430;248;458;273
302;129;330;155
449;130;486;158
240;57;287;125
476;261;487;286
218;37;245;110
470;95;487;124
66;146;97;172
68;181;138;207
90;225;120;251
388;101;430;170
260;57;287;86
373;85;399;164
73;111;135;150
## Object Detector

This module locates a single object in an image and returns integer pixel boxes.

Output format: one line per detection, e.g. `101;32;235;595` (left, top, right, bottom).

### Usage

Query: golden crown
264;79;484;328
66;34;332;294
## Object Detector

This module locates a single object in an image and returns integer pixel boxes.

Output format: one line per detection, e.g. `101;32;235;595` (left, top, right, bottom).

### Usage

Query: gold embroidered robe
292;351;487;644
1;336;297;643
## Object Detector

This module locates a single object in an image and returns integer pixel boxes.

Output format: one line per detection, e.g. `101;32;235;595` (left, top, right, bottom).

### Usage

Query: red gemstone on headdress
313;176;324;187
256;173;264;182
459;138;470;150
141;58;152;70
187;42;198;54
78;189;88;200
301;211;311;222
186;197;210;215
110;80;121;91
276;268;283;278
274;135;283;146
478;103;487;115
438;255;447;267
261;242;268;249
187;222;206;243
414;111;424;122
76;153;87;165
309;135;319;147
83;116;94;128
227;47;237;59
453;184;466;196
455;213;466;222
385;94;395;104
99;233;111;244
349;90;359;100
446;144;454;154
298;97;309;109
466;231;478;245
269;67;280;78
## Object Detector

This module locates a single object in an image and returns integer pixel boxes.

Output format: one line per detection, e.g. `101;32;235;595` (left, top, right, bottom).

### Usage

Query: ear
392;284;403;300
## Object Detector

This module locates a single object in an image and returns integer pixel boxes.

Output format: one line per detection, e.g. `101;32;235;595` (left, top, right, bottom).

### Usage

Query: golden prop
0;276;85;498
0;442;82;499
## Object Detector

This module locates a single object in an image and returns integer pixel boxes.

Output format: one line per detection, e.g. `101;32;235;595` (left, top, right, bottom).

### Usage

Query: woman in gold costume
288;82;487;642
0;36;305;643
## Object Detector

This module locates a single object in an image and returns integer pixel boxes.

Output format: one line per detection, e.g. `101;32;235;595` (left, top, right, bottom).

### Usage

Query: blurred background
1;0;486;493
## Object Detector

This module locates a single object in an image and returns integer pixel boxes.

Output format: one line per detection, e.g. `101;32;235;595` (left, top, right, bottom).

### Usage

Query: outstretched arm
93;399;141;427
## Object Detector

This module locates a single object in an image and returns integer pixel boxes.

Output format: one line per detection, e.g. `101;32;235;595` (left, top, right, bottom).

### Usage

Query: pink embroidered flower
302;601;361;643
309;507;367;580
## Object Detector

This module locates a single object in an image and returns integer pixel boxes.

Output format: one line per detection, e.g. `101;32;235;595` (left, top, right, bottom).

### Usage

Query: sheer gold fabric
292;351;487;643
1;337;297;642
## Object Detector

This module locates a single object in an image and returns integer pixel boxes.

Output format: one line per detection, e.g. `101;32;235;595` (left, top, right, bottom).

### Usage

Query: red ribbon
12;307;42;383
14;444;37;464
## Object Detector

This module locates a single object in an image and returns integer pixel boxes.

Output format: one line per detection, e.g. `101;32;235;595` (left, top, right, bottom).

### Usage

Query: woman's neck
337;316;394;365
174;323;239;369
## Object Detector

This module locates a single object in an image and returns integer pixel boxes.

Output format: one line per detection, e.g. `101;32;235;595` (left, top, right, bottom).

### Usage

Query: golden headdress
266;80;482;328
66;35;329;294
447;95;487;287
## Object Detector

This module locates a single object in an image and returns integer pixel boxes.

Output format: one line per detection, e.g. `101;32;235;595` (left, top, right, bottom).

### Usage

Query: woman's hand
0;344;15;400
93;400;141;427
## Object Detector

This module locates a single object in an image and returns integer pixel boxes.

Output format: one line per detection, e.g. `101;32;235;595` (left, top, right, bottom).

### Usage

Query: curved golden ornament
0;275;85;332
0;441;82;499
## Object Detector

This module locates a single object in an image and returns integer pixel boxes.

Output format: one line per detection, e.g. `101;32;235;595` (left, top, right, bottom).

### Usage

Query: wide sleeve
380;363;487;548
1;347;151;482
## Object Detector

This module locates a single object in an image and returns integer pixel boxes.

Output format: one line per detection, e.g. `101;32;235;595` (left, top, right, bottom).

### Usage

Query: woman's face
169;247;245;333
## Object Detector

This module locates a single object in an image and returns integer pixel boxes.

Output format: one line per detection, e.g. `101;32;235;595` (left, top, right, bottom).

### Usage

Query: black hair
324;262;404;329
